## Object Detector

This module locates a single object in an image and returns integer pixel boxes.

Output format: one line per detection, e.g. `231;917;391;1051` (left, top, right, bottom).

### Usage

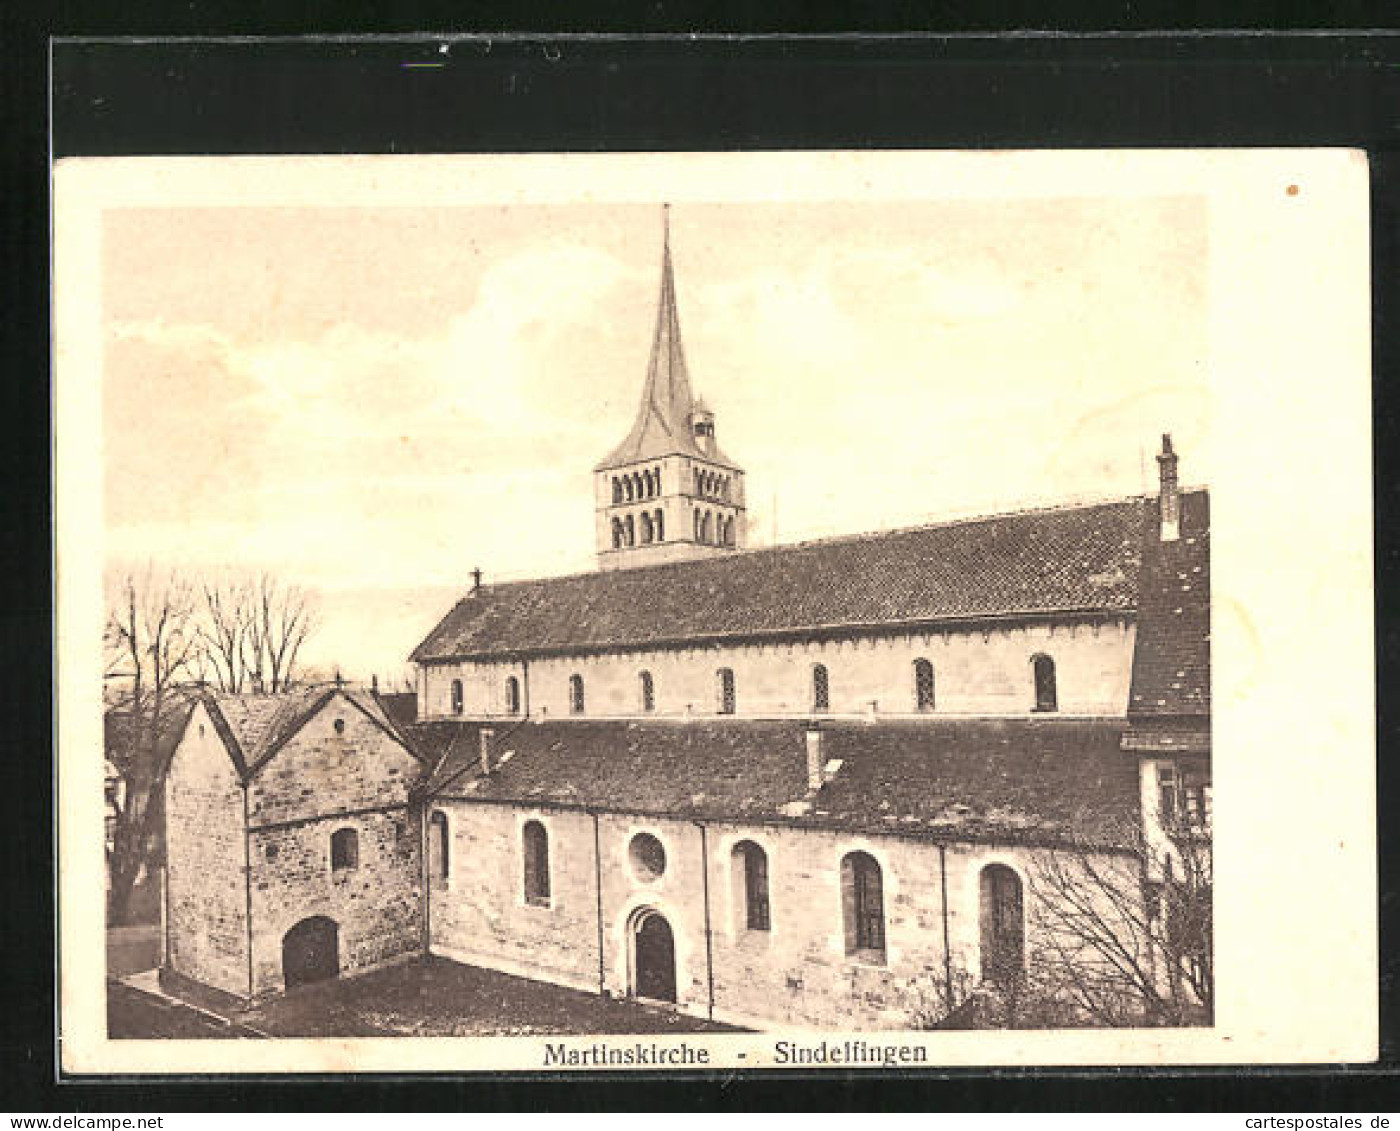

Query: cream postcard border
55;148;1376;1073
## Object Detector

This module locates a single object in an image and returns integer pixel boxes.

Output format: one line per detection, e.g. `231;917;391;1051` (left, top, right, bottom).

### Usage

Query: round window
629;833;666;882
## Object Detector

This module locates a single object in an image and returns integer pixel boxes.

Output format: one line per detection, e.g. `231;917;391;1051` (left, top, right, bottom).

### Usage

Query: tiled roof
204;685;422;778
412;718;1141;849
376;691;419;729
411;498;1147;662
1128;490;1211;719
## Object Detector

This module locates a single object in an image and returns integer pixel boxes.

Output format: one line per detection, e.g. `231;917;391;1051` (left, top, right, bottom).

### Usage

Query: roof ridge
453;490;1163;596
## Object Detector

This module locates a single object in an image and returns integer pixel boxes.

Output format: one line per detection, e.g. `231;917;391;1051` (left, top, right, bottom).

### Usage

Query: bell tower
594;206;747;571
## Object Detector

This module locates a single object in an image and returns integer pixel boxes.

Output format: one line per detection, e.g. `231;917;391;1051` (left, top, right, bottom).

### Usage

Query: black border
8;24;1400;1111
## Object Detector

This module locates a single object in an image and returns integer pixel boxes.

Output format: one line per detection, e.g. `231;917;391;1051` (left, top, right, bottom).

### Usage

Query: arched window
429;811;450;883
611;517;623;550
330;827;359;872
640;512;654;544
522;820;550;906
1031;654;1058;713
569;674;585;715
841;851;885;959
693;510;702;541
639;670;655;713
633;472;644;500
979;864;1025;984
612;477;623;504
624;476;634;502
716;668;736;715
700;512;713;544
505;676;521;716
694;468;703;494
812;663;830;712
723;516;735;546
654;508;664;542
625;514;635;547
913;659;935;712
450;679;464;715
732;840;770;931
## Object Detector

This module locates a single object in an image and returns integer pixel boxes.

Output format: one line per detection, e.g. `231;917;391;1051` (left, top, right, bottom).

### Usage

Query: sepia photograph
55;148;1374;1073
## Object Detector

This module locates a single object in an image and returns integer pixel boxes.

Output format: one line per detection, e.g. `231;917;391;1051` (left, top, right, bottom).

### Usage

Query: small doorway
631;909;677;1003
282;915;340;989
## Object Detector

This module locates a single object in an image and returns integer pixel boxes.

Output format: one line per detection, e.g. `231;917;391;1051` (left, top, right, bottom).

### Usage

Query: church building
403;214;1212;1029
164;210;1211;1030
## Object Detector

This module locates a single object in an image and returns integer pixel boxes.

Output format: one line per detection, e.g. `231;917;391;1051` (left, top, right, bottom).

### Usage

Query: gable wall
419;619;1136;722
163;702;249;998
243;697;425;996
247;697;420;826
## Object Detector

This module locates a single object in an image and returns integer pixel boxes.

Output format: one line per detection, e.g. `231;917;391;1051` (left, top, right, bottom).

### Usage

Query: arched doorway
630;909;677;1003
282;916;340;989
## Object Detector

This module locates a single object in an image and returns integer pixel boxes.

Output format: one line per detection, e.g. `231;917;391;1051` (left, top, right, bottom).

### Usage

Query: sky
102;194;1210;683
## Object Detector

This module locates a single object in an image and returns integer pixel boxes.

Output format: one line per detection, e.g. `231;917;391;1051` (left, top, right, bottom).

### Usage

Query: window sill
845;948;887;969
524;897;552;909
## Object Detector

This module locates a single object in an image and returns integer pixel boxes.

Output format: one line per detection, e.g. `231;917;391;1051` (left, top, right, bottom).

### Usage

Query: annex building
164;214;1212;1030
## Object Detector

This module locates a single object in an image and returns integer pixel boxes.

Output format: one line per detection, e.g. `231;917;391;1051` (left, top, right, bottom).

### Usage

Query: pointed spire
596;205;733;471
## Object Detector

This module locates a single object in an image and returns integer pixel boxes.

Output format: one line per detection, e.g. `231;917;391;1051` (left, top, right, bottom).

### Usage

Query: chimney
479;726;495;774
470;567;483;595
1156;433;1180;542
804;725;824;792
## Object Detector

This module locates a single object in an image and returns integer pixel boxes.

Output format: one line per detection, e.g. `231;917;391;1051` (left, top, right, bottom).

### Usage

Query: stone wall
163;702;249;998
247;809;422;997
420;619;1136;723
427;798;1118;1029
244;696;424;997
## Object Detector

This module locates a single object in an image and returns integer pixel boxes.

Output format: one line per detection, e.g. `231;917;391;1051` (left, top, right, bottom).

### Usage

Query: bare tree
249;572;316;693
194;571;318;694
103;567;203;925
198;574;253;693
1026;814;1213;1027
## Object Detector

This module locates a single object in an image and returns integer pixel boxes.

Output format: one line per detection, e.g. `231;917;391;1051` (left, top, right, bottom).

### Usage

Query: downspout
420;800;431;955
521;658;531;719
160;841;170;970
938;843;953;1015
242;783;254;1005
695;821;715;1020
591;810;605;996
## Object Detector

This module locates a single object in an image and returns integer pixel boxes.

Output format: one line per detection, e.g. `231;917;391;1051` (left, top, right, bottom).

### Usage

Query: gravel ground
107;952;741;1039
